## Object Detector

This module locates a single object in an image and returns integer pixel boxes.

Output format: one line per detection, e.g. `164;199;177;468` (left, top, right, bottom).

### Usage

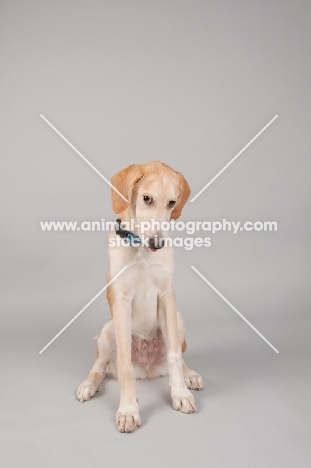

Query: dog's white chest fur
127;262;170;338
109;239;174;340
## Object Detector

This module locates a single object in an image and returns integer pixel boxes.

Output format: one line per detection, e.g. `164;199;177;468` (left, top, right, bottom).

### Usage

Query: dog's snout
148;236;165;250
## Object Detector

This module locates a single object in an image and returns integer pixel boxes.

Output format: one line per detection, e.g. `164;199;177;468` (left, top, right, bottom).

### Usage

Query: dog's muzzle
148;236;165;251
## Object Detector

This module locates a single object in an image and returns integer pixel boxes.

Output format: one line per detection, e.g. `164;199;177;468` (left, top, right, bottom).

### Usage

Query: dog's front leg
113;292;141;433
159;290;196;413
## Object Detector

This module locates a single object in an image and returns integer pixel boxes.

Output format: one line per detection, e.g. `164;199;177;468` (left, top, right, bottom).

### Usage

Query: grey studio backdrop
1;1;310;467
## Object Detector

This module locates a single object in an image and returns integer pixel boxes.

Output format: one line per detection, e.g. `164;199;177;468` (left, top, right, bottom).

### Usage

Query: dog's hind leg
176;311;204;391
182;361;204;390
77;319;115;402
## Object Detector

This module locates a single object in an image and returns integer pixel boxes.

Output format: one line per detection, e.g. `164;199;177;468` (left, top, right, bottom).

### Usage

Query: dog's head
111;161;190;250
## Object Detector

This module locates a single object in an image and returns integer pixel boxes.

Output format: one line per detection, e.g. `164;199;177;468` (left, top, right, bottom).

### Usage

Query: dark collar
115;219;141;245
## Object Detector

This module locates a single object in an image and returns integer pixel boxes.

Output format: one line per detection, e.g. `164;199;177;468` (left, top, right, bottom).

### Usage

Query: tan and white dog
77;161;203;432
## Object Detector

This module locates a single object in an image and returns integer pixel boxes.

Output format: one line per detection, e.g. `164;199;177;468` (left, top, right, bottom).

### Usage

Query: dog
77;161;203;432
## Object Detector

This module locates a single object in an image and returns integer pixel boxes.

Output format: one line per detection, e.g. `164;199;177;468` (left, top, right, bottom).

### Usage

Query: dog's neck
118;204;143;237
119;206;135;227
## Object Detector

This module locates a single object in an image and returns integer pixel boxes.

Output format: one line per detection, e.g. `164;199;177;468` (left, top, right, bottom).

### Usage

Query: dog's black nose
148;236;165;249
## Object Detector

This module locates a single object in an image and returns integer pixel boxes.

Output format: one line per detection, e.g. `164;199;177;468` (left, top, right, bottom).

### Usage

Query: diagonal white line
190;115;278;202
191;266;279;353
40;114;129;202
39;266;128;354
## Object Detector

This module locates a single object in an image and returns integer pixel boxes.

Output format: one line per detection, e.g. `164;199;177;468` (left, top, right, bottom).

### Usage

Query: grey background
1;0;310;467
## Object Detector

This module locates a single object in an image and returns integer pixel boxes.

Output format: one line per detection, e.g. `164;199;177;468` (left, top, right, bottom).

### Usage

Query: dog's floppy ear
111;164;144;214
171;171;191;220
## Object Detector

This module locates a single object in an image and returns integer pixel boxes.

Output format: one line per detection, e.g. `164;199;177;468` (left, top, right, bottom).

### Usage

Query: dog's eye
143;195;153;205
168;200;176;208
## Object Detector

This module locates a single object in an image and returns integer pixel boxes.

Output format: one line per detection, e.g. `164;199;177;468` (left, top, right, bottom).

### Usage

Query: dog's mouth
148;237;165;252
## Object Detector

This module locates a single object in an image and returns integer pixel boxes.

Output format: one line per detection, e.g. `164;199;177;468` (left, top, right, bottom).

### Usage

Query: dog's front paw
171;388;196;413
116;402;141;433
76;379;100;402
184;371;204;391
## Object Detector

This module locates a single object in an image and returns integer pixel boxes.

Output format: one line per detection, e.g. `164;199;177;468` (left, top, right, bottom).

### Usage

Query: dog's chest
110;245;173;336
130;264;167;336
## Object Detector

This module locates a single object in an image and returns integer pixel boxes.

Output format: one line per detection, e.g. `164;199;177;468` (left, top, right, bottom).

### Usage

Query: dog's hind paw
184;371;204;391
76;379;100;402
